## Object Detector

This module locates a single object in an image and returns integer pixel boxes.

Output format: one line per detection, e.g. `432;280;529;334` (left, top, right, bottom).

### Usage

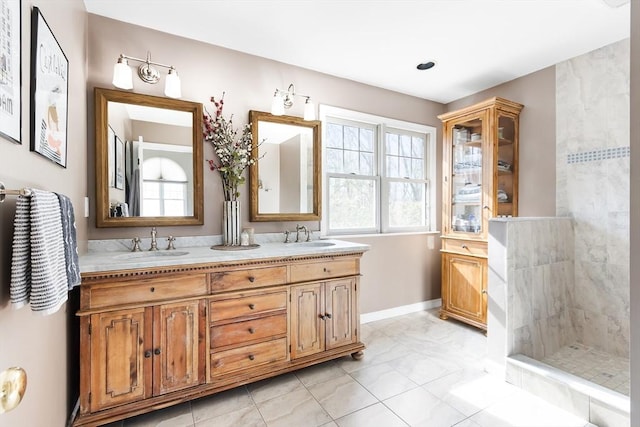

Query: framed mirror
249;111;321;222
95;87;204;227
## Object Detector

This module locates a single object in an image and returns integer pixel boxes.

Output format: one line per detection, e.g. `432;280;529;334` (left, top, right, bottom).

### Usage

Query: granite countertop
80;239;370;274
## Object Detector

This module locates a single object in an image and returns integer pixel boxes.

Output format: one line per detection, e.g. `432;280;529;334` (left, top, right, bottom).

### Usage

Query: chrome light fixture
271;83;316;120
112;52;181;98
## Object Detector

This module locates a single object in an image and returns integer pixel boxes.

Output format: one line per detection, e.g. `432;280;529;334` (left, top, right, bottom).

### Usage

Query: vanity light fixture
270;83;316;121
112;52;182;98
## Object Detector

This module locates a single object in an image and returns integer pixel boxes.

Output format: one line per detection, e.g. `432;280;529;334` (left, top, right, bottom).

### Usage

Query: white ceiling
83;0;630;104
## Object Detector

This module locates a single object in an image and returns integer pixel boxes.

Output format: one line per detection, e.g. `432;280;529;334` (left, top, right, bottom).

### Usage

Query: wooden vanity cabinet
438;97;523;330
88;300;206;412
75;252;365;426
290;278;358;359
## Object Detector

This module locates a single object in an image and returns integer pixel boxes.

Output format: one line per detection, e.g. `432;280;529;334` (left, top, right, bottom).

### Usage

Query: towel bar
0;182;32;203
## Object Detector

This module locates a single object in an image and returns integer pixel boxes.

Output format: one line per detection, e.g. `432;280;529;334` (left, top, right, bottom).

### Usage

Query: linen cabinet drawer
442;239;487;257
209;266;287;292
210;291;287;322
210;338;287;377
211;314;286;348
88;274;208;309
289;259;358;283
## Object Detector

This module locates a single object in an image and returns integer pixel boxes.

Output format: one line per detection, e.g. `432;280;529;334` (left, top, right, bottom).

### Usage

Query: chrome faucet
131;237;142;252
295;224;307;243
149;227;159;251
166;236;176;250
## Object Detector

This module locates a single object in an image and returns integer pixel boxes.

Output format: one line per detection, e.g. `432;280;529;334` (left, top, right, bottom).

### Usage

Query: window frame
320;105;437;236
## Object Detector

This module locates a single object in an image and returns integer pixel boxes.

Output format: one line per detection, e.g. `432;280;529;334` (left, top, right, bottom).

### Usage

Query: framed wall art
115;135;124;190
30;6;69;167
0;0;21;144
108;125;115;187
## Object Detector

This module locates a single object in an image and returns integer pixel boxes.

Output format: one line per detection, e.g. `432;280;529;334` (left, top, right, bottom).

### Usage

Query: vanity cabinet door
90;307;153;412
325;278;357;350
290;283;325;359
153;300;206;395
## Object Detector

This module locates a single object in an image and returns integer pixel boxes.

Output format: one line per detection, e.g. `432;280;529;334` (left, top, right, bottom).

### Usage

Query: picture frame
30;6;69;167
0;0;21;144
115;135;124;190
108;125;115;187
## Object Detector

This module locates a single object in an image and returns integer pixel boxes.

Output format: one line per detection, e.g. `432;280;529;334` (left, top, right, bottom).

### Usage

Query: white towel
10;189;69;315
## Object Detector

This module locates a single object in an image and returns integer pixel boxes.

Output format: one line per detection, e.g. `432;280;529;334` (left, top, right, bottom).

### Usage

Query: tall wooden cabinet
438;97;523;330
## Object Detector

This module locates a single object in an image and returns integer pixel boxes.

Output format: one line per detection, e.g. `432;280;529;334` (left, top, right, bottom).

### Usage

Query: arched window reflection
141;157;188;216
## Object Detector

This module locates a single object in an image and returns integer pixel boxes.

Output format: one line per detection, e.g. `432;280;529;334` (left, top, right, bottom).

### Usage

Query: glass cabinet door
496;114;516;217
450;116;483;235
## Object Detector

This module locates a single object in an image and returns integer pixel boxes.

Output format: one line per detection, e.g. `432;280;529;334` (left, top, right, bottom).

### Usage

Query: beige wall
86;14;446;317
629;0;639;423
446;66;557;217
87;14;445;240
0;1;87;426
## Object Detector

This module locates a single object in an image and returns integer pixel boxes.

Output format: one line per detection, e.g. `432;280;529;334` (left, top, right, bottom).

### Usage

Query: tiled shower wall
556;39;630;358
489;218;575;361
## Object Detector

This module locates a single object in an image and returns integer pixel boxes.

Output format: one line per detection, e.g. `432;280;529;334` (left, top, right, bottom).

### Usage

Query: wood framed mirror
249;111;321;222
95;87;204;227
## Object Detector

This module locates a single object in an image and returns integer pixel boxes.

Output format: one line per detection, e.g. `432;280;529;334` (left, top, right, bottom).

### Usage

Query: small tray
211;244;260;251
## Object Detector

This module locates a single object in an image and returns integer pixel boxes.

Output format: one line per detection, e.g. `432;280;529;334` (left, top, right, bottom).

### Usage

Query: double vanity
74;239;368;426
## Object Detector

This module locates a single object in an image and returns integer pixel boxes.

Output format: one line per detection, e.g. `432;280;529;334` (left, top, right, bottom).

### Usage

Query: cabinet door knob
483;205;490;210
248;303;255;310
154;348;161;355
248;276;256;283
248;328;255;334
144;350;152;358
481;290;487;295
248;354;255;361
325;313;332;319
150;287;155;292
319;314;326;320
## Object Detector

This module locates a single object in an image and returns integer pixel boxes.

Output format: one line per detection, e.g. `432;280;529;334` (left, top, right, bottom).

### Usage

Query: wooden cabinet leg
351;351;364;360
439;311;449;320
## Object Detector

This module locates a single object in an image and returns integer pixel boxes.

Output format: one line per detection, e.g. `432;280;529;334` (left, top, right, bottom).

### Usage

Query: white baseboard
361;299;441;324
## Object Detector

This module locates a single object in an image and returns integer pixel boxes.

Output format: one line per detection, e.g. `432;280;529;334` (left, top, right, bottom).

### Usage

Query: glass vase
222;200;240;246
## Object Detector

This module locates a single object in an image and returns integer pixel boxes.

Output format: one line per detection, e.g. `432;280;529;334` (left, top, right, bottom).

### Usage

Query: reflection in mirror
95;88;203;227
249;111;321;222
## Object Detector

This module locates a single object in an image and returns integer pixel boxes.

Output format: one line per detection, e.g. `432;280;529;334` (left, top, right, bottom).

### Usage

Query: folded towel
56;193;80;290
10;189;69;315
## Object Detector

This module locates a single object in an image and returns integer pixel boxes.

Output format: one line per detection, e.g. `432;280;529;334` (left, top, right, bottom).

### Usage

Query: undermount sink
113;251;190;260
296;241;336;248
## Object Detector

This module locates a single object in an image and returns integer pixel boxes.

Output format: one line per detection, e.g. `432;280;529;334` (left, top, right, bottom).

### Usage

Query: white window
320;105;436;235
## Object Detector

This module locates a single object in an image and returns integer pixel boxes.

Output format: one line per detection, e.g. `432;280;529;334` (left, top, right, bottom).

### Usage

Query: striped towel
10;189;69;315
56;193;81;290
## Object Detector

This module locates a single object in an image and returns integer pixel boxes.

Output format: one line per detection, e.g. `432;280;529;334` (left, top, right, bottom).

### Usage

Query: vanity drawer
210;338;287;377
289;259;358;283
211;314;286;348
442;239;487;257
88;274;208;309
209;266;287;292
210;291;287;322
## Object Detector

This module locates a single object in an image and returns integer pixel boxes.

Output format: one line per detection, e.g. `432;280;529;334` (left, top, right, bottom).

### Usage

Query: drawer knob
144;350;152;358
461;244;468;250
154;348;161;355
248;327;255;334
248;303;255;310
248;276;256;283
323;268;330;273
248;354;255;361
150;287;155;292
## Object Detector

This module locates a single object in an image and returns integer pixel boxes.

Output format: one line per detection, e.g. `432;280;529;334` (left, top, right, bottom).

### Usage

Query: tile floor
542;342;630;396
105;309;596;427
